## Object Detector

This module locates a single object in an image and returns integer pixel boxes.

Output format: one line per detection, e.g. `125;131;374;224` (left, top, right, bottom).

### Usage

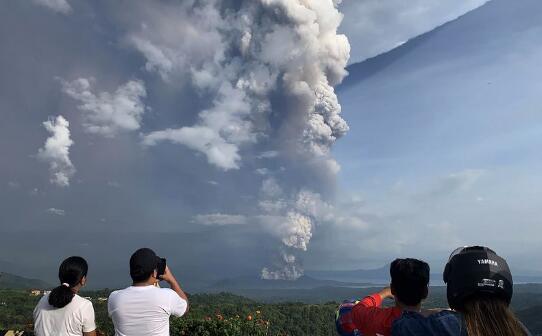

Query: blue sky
328;0;542;271
1;0;540;286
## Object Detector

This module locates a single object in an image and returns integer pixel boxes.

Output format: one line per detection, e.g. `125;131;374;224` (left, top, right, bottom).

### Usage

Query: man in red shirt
337;258;430;336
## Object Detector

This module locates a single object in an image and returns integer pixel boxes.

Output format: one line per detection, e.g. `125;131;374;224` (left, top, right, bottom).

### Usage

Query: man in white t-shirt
108;248;189;336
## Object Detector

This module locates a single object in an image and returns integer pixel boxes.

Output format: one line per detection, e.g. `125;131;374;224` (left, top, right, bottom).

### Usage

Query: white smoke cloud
38;115;75;187
193;181;334;279
62;78;147;137
32;0;72;14
129;37;174;81
280;212;313;251
295;189;335;221
135;0;349;173
128;0;350;278
254;179;338;279
142;82;253;170
126;2;226;83
261;252;304;280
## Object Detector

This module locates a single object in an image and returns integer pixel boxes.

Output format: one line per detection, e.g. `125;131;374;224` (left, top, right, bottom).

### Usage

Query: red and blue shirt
347;293;403;336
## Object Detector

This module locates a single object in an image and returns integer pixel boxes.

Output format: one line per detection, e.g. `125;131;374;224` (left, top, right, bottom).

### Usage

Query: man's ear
152;270;158;279
80;276;87;287
390;283;396;296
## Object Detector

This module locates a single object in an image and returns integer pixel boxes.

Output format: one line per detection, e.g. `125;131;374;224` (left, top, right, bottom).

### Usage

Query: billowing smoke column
258;184;335;279
131;0;350;279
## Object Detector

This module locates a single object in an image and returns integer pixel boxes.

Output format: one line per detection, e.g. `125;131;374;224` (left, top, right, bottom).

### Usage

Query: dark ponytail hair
48;256;88;308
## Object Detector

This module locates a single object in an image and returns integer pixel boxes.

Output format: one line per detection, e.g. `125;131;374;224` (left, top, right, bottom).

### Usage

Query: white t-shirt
33;294;96;336
108;285;188;336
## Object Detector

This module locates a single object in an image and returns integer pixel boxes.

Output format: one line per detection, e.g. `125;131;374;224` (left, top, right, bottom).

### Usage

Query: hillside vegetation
0;290;336;336
0;273;51;290
1;289;541;335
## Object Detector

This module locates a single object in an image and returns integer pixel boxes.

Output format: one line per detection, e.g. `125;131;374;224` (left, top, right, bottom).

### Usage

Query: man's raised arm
160;266;190;313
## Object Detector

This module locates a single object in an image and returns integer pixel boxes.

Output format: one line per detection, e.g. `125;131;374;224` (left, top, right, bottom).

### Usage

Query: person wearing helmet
336;258;430;336
392;246;532;336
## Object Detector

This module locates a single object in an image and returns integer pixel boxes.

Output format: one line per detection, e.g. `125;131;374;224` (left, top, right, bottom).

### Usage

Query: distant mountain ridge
306;266;542;285
208;275;374;291
0;272;52;289
306;265;390;284
339;0;542;93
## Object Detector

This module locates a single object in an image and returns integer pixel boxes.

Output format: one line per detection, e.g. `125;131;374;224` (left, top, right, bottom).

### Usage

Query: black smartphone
157;257;167;278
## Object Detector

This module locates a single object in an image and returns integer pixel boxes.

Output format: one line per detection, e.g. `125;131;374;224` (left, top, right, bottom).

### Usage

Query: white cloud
142;82;253;170
62;78;147;137
340;0;490;63
128;36;174;81
142;125;241;171
32;0;72;14
257;151;279;159
193;213;248;226
37;115;75;187
255;168;270;175
46;208;65;216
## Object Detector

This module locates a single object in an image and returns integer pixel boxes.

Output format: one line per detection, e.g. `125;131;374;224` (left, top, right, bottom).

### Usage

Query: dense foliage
1;289;541;335
0;290;336;336
0;289;38;330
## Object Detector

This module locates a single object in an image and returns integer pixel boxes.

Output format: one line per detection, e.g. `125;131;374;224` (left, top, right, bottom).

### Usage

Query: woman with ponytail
33;256;97;336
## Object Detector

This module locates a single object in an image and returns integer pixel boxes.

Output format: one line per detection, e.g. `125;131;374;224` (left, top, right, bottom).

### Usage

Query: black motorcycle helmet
443;246;513;310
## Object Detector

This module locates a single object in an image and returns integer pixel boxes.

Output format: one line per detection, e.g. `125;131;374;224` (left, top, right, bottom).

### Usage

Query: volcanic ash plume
128;0;350;279
261;252;303;280
258;180;335;279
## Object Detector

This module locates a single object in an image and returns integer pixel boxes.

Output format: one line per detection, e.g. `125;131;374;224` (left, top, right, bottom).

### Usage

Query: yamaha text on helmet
443;246;513;310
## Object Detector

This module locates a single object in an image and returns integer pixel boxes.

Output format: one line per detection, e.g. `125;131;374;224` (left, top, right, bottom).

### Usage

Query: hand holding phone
157;258;167;279
159;265;176;284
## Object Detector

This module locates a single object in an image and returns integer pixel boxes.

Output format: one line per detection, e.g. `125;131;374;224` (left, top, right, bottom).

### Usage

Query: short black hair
390;258;430;306
130;248;159;283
